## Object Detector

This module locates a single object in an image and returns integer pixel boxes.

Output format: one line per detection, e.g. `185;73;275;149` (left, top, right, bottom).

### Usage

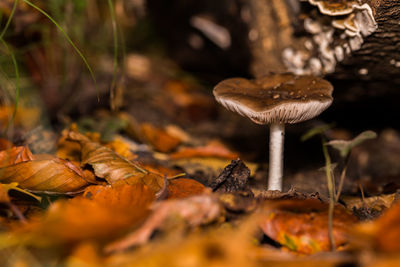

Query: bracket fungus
213;73;333;191
284;0;377;75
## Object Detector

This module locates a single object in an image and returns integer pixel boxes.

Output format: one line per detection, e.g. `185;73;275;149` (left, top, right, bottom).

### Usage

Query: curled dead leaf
67;131;165;194
0;155;89;194
0;146;34;168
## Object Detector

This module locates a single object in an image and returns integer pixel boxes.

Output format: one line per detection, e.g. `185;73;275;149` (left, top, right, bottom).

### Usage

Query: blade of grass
107;0;119;111
0;37;20;136
23;0;98;100
0;0;18;40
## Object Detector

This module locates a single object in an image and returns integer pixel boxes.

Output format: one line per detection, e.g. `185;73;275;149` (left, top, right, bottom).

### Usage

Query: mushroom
305;0;357;16
213;73;333;191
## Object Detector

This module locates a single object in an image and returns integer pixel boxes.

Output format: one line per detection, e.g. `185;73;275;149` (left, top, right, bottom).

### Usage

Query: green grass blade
0;37;20;136
0;0;18;40
107;0;119;110
23;0;98;96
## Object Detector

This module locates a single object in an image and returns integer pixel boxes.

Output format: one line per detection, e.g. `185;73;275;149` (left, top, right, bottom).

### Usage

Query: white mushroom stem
268;122;285;191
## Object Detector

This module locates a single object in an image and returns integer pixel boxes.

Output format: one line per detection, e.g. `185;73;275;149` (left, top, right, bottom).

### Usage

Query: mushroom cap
213;73;333;125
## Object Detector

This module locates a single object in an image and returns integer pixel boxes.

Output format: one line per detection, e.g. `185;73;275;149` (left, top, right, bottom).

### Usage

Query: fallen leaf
105;193;221;252
140;123;182;153
67;131;165;194
259;199;357;254
3;184;155;247
218;192;257;213
354;200;400;253
0;155;90;194
0;138;13;150
170;141;238;159
66;242;102;267
0;146;34;168
167;178;207;199
57;125;136;162
342;193;396;217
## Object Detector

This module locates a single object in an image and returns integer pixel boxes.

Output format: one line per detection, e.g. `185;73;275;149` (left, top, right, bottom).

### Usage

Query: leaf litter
0;116;399;266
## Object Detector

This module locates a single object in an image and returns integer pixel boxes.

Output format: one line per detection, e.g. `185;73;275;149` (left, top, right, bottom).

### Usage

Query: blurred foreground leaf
259;199;357;254
1;184;154;247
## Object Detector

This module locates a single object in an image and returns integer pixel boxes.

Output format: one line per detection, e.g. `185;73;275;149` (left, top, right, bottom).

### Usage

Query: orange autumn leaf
259;199;357;254
0;146;34;168
105;193;221;252
170;141;239;159
57;127;136;162
67;131;165;194
8;184;154;246
0;138;13;150
167;178;207;199
355;201;400;253
141;164;183;178
140;123;182;153
0;156;90;194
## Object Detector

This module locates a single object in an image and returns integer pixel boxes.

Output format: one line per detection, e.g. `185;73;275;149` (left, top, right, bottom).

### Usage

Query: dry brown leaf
6;184;154;247
170;141;239;159
259;199;357;254
67;131;165;194
0;155;89;194
140;123;182;153
0;146;34;168
57;126;136;163
105;193;221;252
167;178;207;199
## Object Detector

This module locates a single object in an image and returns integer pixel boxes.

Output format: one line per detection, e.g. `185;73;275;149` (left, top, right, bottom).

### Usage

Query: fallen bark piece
211;159;250;193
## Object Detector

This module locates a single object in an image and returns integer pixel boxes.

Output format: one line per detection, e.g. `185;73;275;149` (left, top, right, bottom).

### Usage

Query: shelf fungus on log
283;0;377;75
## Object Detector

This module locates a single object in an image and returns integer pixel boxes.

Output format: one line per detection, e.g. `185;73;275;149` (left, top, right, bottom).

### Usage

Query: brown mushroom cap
213;73;333;125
